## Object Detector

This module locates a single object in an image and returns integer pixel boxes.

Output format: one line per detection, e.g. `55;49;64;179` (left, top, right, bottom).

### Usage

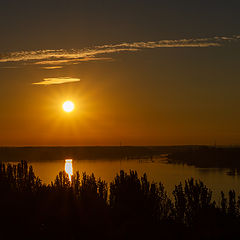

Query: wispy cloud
34;57;112;65
0;66;19;69
41;66;63;69
33;77;80;85
0;35;239;66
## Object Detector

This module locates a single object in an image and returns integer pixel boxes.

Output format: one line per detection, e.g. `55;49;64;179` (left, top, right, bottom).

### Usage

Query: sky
1;0;240;146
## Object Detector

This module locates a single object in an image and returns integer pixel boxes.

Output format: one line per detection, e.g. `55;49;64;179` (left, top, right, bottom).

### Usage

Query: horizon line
0;144;238;148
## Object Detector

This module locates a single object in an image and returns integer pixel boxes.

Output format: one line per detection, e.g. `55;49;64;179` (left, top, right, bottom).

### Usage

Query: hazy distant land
1;146;240;169
0;146;173;161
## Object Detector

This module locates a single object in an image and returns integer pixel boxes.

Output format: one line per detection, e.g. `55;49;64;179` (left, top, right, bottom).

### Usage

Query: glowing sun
62;101;75;112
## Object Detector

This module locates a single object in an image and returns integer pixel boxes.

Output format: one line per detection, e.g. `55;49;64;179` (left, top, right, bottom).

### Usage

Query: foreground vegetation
1;161;240;239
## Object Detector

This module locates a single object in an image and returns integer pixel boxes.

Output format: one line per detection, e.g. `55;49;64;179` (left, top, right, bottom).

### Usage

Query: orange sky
1;1;240;146
1;50;240;146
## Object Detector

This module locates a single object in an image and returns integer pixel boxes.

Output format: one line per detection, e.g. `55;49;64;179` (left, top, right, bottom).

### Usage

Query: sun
62;101;75;112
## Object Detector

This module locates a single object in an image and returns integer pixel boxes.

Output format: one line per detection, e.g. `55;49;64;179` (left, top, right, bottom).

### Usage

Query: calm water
27;158;240;202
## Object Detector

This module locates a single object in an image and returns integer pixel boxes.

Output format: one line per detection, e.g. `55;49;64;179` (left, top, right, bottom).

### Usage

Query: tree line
1;160;240;239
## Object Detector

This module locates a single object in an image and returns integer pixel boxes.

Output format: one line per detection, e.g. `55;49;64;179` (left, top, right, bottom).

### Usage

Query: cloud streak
0;35;239;66
41;66;63;70
33;77;80;85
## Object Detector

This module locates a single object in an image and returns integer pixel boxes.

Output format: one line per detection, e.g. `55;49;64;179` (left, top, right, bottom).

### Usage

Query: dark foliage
1;161;240;239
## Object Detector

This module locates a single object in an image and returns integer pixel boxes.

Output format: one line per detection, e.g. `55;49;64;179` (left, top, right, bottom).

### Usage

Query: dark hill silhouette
168;146;240;169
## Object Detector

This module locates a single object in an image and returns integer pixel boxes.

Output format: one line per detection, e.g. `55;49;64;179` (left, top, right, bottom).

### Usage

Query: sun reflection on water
65;159;73;181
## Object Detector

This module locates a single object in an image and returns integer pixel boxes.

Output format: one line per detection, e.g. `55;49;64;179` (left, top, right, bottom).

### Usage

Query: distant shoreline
1;146;240;168
0;146;173;162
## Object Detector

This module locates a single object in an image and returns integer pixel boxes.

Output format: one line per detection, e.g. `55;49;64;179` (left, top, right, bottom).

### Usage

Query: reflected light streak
65;159;73;181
